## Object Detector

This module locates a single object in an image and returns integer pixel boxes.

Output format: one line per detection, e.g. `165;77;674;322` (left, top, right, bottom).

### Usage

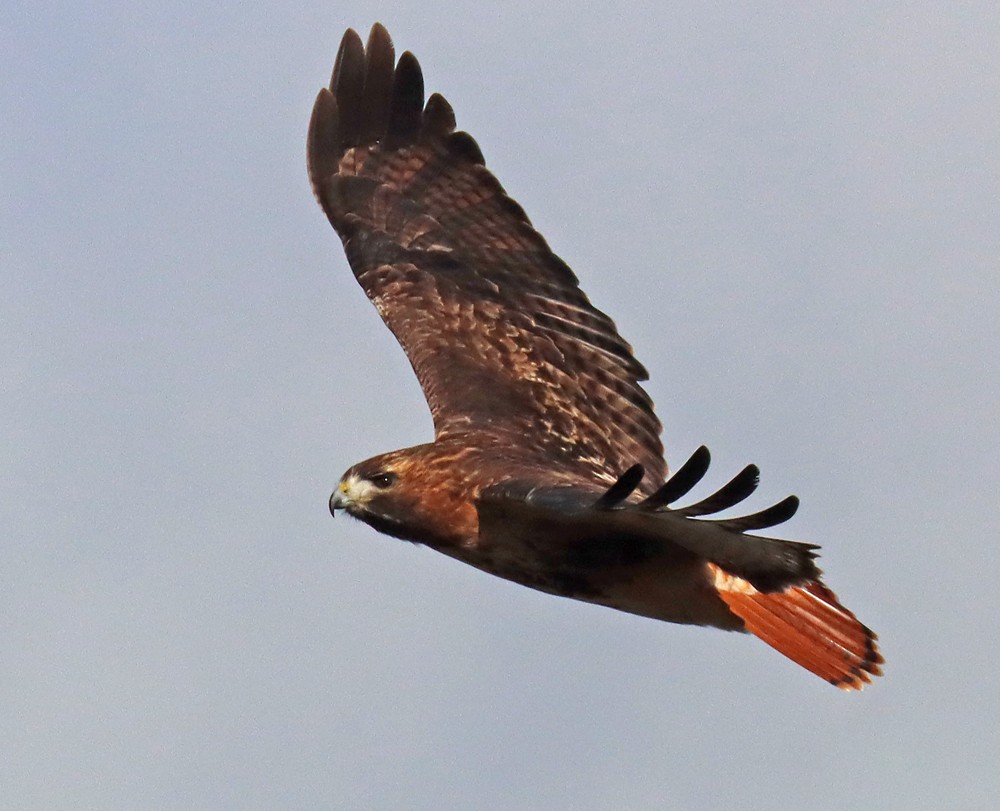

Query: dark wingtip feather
331;28;365;147
307;88;340;190
368;21;390;45
322;29;460;158
594;464;645;510
641;445;711;509
360;23;395;143
676;464;760;517
712;494;800;532
330;27;363;91
448;131;486;165
387;51;425;148
423;93;457;137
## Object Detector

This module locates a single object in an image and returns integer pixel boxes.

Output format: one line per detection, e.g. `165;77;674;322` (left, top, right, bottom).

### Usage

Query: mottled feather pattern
354;261;636;483
314;25;883;690
308;25;665;487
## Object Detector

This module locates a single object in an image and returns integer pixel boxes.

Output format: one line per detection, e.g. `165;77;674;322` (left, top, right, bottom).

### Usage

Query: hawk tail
711;564;883;690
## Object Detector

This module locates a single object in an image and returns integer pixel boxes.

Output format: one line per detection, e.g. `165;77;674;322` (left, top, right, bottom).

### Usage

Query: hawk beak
329;489;346;516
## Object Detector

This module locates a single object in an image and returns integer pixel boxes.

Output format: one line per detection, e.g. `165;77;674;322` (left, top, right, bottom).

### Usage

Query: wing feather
478;448;819;594
309;24;665;487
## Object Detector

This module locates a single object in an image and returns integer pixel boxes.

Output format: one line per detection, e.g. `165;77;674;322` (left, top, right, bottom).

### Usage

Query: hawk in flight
308;24;883;689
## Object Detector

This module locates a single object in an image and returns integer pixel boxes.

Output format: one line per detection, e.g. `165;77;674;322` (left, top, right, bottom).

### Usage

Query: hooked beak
329;488;347;516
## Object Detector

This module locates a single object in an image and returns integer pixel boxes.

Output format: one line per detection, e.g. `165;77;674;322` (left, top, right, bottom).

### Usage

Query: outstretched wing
308;24;665;487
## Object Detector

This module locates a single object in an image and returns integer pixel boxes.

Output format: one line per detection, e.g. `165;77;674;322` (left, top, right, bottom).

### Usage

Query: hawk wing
477;445;816;595
307;24;664;488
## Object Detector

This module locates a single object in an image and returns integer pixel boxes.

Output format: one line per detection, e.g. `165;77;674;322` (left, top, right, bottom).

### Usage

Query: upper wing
308;24;665;487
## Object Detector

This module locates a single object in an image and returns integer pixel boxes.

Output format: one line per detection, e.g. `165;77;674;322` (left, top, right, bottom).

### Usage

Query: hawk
308;24;883;689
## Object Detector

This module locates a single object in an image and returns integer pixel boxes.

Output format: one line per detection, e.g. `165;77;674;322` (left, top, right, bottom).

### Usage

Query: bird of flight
308;23;883;689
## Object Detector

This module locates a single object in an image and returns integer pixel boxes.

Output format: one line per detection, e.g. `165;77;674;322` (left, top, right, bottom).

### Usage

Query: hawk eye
368;472;397;489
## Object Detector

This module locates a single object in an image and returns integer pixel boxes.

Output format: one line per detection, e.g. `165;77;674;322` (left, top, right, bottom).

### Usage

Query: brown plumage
309;24;883;689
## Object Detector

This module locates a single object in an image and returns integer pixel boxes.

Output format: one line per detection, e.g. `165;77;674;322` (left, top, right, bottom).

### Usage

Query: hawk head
329;445;479;547
331;452;406;523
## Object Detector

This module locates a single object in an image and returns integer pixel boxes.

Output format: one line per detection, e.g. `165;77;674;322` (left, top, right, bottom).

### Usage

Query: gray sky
4;2;999;809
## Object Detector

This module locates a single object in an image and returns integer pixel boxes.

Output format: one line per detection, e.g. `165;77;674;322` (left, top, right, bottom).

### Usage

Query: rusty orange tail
711;564;883;690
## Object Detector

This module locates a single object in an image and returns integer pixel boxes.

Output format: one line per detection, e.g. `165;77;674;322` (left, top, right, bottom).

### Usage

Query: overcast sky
3;2;999;809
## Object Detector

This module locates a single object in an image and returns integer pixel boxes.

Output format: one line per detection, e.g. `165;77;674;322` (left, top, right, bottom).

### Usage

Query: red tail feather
711;564;883;690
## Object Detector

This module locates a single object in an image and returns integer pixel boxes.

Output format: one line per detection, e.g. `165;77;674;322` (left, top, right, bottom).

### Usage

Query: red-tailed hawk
308;24;883;689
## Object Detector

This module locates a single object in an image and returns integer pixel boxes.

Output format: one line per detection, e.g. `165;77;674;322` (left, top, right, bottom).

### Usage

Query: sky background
3;2;999;809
